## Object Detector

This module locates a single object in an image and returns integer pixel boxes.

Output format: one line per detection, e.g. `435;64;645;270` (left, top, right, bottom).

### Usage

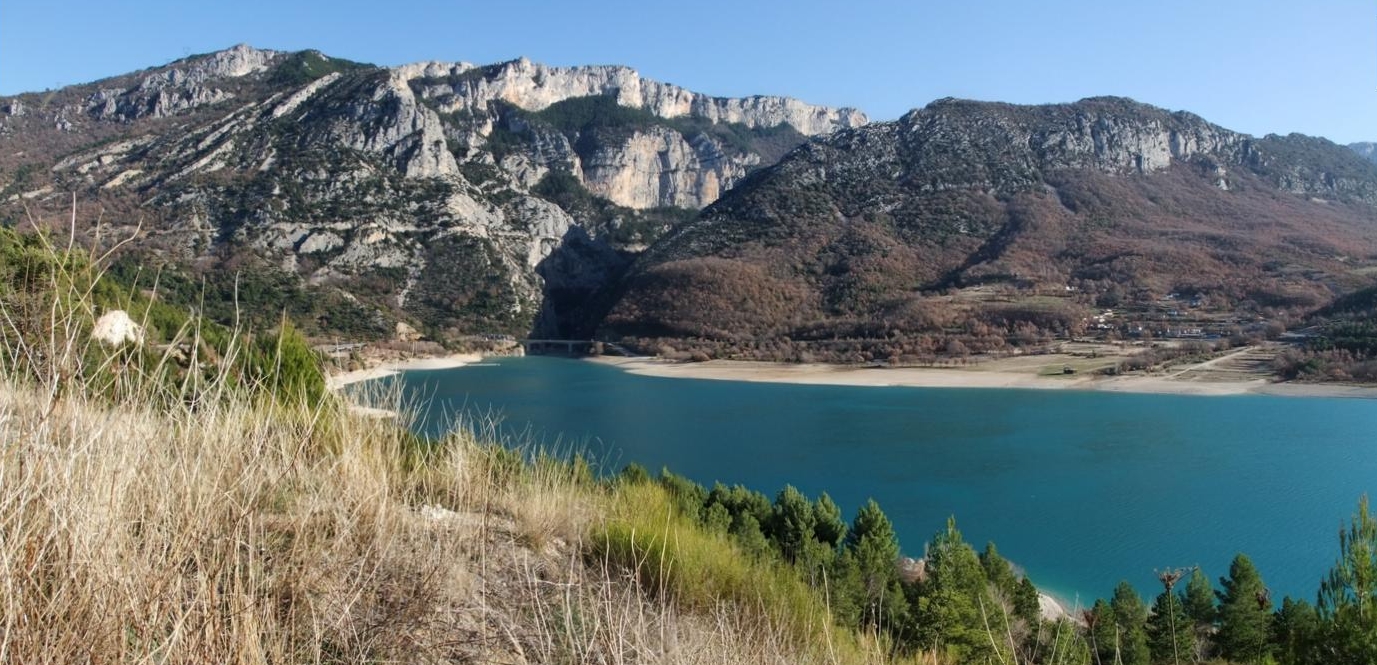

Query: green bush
588;481;849;654
241;317;327;406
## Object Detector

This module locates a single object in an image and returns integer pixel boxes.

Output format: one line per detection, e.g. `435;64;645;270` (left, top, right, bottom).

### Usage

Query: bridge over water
519;339;640;357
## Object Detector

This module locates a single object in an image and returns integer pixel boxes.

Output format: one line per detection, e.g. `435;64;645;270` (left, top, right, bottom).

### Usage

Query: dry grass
0;227;877;664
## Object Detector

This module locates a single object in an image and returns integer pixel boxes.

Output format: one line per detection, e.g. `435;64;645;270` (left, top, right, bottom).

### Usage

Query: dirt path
1164;345;1279;382
1166;346;1260;378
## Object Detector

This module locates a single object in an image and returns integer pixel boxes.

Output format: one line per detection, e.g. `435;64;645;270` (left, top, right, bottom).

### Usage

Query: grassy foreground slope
0;229;909;663
2;379;902;663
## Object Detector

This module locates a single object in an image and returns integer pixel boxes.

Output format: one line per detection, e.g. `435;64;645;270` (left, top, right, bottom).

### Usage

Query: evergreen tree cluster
1073;498;1377;665
634;466;1085;662
630;465;1377;665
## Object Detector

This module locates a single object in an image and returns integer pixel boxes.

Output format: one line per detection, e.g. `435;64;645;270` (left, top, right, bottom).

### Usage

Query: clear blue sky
2;0;1373;143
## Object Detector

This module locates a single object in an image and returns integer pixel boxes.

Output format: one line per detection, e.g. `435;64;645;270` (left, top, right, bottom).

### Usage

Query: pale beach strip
590;357;1377;399
326;352;486;391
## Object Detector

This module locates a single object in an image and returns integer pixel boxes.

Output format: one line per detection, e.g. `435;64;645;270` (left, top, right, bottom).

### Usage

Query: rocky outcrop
299;70;459;178
92;310;145;346
85;44;280;122
576;126;752;209
399;59;865;210
1350;142;1377;164
888;97;1245;191
404;57;866;136
747;97;1375;203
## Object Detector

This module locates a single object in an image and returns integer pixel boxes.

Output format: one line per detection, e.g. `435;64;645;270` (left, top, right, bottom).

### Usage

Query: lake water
364;356;1377;607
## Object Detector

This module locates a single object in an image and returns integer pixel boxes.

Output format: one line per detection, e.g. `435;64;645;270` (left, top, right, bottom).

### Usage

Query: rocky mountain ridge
0;45;864;339
401;57;866;136
6;48;1375;354
604;97;1377;360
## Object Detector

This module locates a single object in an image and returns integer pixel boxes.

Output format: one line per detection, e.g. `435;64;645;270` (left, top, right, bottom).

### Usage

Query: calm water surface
366;356;1377;605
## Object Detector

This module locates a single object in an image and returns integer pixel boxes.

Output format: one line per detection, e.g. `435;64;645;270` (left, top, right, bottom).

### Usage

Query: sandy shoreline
329;353;487;419
326;352;486;391
588;356;1377;399
323;342;1377;399
1038;592;1078;623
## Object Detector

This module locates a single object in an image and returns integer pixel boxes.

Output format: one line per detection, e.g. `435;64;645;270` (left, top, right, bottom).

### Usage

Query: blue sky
1;0;1372;143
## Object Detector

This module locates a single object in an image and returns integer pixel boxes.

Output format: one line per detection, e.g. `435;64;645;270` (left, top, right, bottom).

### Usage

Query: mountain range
2;45;1375;357
605;97;1377;360
0;45;862;340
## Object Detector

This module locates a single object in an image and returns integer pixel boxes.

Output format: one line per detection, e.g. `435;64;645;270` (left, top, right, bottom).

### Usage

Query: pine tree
1108;581;1151;665
1216;554;1273;663
1272;596;1319;665
1316;496;1377;665
768;485;816;563
813;492;847;548
704;483;771;534
657;468;707;519
845;499;905;628
1087;599;1116;665
1181;567;1216;660
980;542;1019;596
703;501;731;533
729;513;772;560
915;517;1009;663
1146;590;1192;665
830;549;865;628
979;542;1040;626
1014;576;1041;626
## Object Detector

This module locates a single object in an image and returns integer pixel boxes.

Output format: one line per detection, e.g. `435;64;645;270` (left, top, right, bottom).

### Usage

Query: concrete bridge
519;339;640;357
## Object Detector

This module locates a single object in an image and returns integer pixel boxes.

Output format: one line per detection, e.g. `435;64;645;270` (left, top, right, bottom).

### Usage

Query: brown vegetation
605;154;1377;363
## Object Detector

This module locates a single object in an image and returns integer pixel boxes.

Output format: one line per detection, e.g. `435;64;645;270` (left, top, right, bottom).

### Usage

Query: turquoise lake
365;356;1377;607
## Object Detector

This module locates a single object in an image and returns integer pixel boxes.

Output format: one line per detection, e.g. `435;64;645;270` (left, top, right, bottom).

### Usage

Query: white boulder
91;310;145;347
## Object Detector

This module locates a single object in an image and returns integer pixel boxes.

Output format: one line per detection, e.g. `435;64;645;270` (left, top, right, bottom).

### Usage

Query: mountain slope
603;97;1377;361
1352;142;1377;164
0;45;865;340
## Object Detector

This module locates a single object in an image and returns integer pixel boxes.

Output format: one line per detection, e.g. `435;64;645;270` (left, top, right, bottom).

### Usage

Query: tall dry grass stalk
0;222;850;664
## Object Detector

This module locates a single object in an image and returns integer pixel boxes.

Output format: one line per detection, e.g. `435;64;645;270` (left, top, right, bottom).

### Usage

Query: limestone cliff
0;45;862;339
403;57;866;135
406;58;866;209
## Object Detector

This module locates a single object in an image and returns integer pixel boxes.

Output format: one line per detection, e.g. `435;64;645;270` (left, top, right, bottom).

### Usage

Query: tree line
628;463;1377;664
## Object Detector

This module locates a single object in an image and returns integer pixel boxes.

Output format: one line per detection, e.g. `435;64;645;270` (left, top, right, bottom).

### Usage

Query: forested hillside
605;98;1377;363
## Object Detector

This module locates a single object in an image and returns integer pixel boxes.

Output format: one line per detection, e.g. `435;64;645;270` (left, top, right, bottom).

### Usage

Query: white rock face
298;230;344;254
272;72;341;118
316;71;459;179
397;56;867;208
84;45;281;122
511;196;576;268
191;44;279;79
1028;114;1240;174
886;98;1251;194
92;310;145;346
406;57;867;136
578;126;749;209
395;321;422;341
